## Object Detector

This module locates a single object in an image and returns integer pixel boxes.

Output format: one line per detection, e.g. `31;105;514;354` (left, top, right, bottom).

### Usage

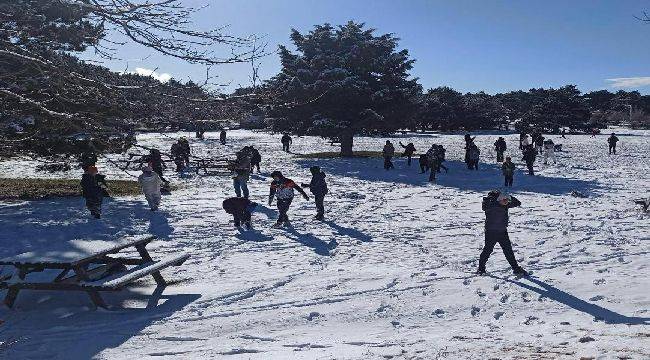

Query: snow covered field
0;129;648;359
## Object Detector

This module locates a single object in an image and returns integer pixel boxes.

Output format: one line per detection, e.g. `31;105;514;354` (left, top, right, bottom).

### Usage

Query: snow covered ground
0;129;648;359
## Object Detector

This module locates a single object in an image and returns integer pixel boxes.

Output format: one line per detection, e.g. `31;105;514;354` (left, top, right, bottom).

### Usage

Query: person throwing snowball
477;190;528;276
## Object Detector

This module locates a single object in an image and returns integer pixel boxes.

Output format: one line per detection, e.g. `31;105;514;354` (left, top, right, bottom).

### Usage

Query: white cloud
132;67;172;83
605;77;650;89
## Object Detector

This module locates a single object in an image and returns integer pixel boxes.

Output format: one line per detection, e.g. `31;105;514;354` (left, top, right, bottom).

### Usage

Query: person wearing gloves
138;165;163;211
268;170;309;228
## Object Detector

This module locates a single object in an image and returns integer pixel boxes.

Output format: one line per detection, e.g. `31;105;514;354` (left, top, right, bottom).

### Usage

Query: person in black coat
222;197;256;228
494;137;507;162
144;149;168;184
477;190;527;276
250;146;262;173
399;142;416;166
301;166;328;220
464;134;475;168
607;133;619;155
522;145;537;175
281;134;292;152
418;154;429;173
81;166;108;219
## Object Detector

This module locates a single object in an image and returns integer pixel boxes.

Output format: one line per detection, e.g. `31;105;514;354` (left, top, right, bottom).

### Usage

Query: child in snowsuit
494;137;507;162
223;197;256;228
301;166;328;220
477;190;527;276
269;170;309;227
220;130;227;145
81;166;108;219
138;165;162;211
170;141;185;172
501;157;515;187
144;149;168;185
399;142;416;166
534;134;545;155
464;134;476;169
543;139;555;164
382;140;395;170
426;145;439;182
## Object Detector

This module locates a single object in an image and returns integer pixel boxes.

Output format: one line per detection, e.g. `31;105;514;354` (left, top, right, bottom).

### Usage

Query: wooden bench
0;236;190;309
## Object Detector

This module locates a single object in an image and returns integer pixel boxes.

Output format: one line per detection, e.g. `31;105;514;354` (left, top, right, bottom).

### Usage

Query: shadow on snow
0;197;174;259
494;275;649;325
297;158;604;196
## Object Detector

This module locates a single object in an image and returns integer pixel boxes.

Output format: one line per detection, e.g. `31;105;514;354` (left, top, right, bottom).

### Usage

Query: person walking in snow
425;145;439;182
281;134;292;152
269;170;309;228
382;140;395;170
477;190;528;276
399;142;416;166
464;134;476;169
494;137;507;162
220;129;227;145
231;150;251;198
170;140;185;172
435;145;449;173
223;197;256;229
138;165;162;211
520;133;530;151
502;157;515;187
468;144;480;170
301;166;328;221
522;145;536;175
543;138;556;164
81;165;108;219
607;133;619;155
179;137;191;167
561;128;567;139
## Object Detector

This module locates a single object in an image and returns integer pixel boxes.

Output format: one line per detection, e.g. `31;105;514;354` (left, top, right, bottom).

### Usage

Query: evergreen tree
267;22;421;156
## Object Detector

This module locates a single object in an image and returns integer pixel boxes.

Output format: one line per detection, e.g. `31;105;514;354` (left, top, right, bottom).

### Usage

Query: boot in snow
513;267;529;277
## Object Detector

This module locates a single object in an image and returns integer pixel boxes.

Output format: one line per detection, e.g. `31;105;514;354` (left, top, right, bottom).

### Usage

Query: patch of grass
0;178;142;201
297;151;385;159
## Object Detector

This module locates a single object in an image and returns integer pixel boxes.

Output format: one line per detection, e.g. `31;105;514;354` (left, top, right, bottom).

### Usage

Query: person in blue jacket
301;166;328;221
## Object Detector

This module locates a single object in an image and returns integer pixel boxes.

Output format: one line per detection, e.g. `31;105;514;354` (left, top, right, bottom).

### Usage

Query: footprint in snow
471;306;480;316
493;311;505;320
500;294;509;303
589;295;605;301
463;278;471;286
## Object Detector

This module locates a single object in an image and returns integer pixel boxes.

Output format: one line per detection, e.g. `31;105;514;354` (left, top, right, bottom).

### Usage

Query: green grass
297;151;385;159
0;178;142;201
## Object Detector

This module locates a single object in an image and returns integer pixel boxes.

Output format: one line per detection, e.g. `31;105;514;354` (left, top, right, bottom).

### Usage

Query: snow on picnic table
0;129;648;359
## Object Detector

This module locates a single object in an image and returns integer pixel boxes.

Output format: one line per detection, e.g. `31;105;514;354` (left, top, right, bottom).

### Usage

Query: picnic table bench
0;235;189;309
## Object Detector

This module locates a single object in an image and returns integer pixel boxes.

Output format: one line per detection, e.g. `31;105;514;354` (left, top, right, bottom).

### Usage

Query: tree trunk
340;132;354;157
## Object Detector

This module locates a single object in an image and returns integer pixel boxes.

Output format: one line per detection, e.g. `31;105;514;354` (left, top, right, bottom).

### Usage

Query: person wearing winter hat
269;170;309;227
301;166;328;220
80;165;108;218
477;190;528;276
138;165;163;211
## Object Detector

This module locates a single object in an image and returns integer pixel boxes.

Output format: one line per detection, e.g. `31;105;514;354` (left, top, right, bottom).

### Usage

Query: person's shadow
324;221;373;243
286;228;338;256
492;275;649;325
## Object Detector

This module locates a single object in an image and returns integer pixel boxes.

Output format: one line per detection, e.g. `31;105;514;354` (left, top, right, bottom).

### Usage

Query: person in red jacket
268;170;309;228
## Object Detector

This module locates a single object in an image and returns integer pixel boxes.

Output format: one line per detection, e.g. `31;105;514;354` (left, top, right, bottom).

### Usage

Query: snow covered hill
0;129;648;359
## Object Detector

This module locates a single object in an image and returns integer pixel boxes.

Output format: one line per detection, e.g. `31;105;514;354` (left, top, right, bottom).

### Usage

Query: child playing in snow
501;157;515;187
543;139;555;164
223;197;257;228
301;166;328;221
269;170;309;227
138;165;162;211
80;165;108;219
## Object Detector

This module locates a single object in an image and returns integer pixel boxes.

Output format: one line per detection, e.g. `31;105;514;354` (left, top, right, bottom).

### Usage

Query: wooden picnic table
0;235;189;308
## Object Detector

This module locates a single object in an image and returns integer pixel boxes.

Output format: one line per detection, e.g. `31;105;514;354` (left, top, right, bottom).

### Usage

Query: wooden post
136;245;166;286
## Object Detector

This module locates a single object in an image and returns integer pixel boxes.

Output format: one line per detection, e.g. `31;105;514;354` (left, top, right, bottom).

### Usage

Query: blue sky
83;0;650;94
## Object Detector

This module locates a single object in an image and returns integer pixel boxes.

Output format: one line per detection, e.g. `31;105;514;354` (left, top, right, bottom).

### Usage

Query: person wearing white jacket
138;165;162;211
543;139;556;165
